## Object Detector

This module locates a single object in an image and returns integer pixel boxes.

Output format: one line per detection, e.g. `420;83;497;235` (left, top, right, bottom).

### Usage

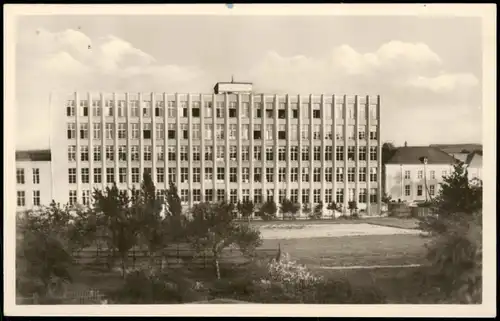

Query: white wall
16;160;53;210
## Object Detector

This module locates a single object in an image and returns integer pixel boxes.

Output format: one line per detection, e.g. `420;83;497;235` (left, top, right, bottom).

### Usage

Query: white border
3;3;497;317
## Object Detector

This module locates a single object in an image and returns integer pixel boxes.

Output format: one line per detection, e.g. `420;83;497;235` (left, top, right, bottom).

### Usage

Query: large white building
15;150;53;211
31;82;383;216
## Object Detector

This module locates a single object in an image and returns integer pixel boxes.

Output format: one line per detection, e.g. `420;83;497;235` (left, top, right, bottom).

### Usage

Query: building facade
465;151;482;182
385;146;458;203
15;150;53;211
55;83;382;216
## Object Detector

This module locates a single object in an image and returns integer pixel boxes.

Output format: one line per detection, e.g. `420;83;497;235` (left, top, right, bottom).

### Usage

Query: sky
15;15;483;150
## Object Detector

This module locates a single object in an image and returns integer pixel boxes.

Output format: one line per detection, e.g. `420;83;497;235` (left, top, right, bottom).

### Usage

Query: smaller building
16;150;53;211
384;146;459;204
430;143;482;164
464;151;482;181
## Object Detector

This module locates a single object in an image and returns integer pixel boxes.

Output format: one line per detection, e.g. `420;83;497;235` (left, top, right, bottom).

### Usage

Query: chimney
404;141;407;147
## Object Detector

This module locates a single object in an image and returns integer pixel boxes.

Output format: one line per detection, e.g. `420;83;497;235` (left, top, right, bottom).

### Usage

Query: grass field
251;217;420;230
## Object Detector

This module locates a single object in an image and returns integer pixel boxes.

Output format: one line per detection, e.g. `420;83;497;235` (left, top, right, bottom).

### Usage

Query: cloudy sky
15;14;482;149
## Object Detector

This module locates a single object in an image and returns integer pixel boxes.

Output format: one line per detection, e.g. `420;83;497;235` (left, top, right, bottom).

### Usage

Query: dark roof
430;143;482;154
386;146;459;165
16;150;52;162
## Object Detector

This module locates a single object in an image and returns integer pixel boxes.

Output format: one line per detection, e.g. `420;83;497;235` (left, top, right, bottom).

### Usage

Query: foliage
164;181;186;242
302;203;311;217
418;164;483;304
348;201;358;215
309;201;323;220
259;200;278;221
280;198;300;220
188;202;263;279
236;199;255;223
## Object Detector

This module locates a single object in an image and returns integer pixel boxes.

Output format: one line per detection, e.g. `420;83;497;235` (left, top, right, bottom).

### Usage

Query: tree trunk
213;252;221;280
121;253;127;278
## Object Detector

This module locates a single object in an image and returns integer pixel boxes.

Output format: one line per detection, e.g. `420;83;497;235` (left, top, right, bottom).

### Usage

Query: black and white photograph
3;3;496;317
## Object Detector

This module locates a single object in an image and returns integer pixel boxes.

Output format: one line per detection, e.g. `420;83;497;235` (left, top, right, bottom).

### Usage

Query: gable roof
430;143;482;154
386;146;459;165
16;149;52;162
465;151;482;168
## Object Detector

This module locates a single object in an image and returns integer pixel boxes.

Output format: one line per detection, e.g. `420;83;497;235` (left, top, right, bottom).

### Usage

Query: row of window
67;122;379;141
403;169;447;180
68;145;379;163
16;190;40;207
67;166;379;185
404;184;436;197
67;187;379;207
16;168;40;185
66;99;378;121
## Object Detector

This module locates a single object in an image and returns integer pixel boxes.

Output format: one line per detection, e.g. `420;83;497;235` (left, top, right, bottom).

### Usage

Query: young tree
302;203;311;218
326;201;340;219
260;200;278;221
310;201;323;220
188;201;262;279
237;199;255;223
418;164;483;303
348;201;358;217
164;181;185;242
280;198;300;220
93;184;140;278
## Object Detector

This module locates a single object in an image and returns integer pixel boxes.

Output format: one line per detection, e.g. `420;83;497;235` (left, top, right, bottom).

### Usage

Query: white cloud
405;73;479;93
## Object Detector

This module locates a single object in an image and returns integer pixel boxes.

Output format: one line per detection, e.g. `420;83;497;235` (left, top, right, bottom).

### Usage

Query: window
230;167;237;183
313;189;321;203
131;123;140;139
105;145;114;161
68;145;76;161
92;168;101;183
358;188;367;203
168;146;176;161
168;123;176;139
313;168;321;182
181;124;188;139
266;125;273;140
192;124;200;140
278;167;286;182
336;188;344;204
429;185;435;196
92;99;101;117
277;125;286;140
291;103;298;118
286;189;296;203
192;168;200;183
216;124;224;140
130;100;139;117
347;105;354;119
80;146;89;161
204;101;213;118
68;168;77;184
66;100;76;116
301;103;309;119
16;168;25;184
81;168;89;183
359;146;367;161
404;170;411;179
302;146;309;161
155;100;164;117
301;189;309;204
358;126;366;140
69;190;77;206
242;146;250;161
143;123;152;139
265;102;274;118
369;105;377;120
227;124;237;140
313;125;321;140
313;104;321;119
370;127;378;140
216;146;225;161
314;146;321;161
180;168;189;183
370;168;377;182
336;125;344;140
254;189;262;204
301;168;309;182
404;185;411;196
192;146;201;161
369;146;377;161
192;101;200;117
92;123;101;140
347;146;355;161
216;102;225;118
358;104;366;120
106;168;114;183
266;146;274;161
242;168;250;182
169;168;177;183
154;123;164;140
205;189;213;202
180;101;188;118
216;189;225;202
336;146;344;161
193;189;201;203
105;100;114;117
67;123;76;139
144;145;152;161
301;125;309;140
290;146;299;161
204;146;213;161
229;146;237;161
253;146;261;161
118;167;126;184
325;146;333;161
129;145;138;161
105;123;114;139
132;168;140;183
324;127;333;140
241;189;250;202
417;170;423;179
238;124;249;140
265;168;274;183
180;146;188;161
116;145;126;162
17;191;26;207
79;123;88;139
31;168;40;184
32;190;41;206
278;147;286;161
167;101;176;117
348;168;355;182
336;168;344;182
204;124;213;139
290;125;298;140
370;188;377;203
417;185;423;196
204;167;212;181
217;167;225;181
254;168;262;182
359;168;367;182
116;123;126;139
324;103;332;119
253;124;262;140
430;171;435;179
325;168;333;182
242;102;250;118
290;167;298;182
347;126;355;140
229;102;237;118
325;189;333;204
266;189;274;203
